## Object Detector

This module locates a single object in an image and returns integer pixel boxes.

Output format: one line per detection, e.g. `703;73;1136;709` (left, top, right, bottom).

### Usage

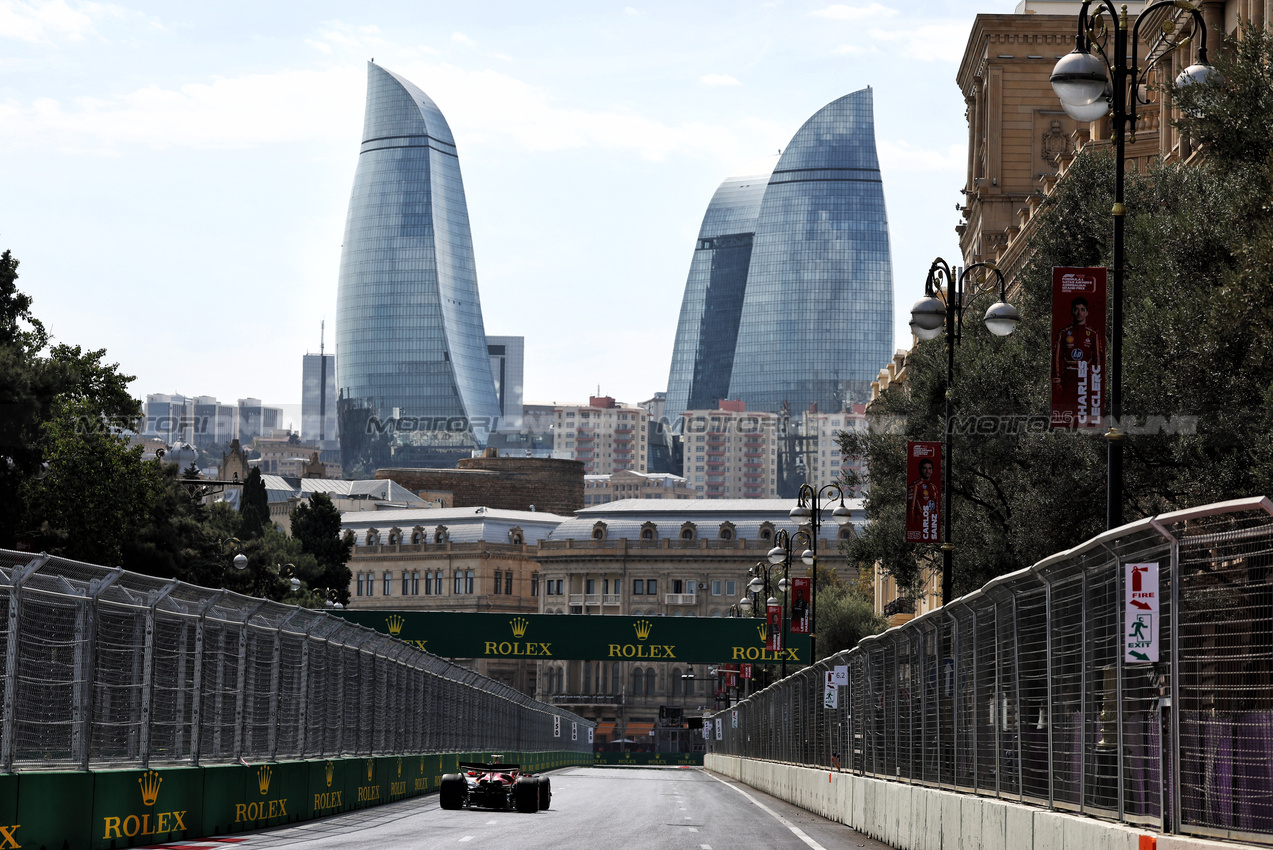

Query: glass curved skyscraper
665;88;894;419
664;155;778;419
336;63;501;474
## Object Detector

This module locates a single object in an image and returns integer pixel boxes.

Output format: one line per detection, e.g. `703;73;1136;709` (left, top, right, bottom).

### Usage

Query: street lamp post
1050;1;1214;529
747;557;789;676
909;259;1019;605
786;484;855;665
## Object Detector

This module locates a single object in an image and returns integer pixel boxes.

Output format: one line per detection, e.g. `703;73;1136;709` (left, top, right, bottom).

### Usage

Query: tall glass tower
336;63;501;474
665;88;894;419
664;155;778;421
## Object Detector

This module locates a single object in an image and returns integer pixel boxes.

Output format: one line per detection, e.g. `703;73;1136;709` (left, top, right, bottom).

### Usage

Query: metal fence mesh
709;497;1273;845
0;549;593;770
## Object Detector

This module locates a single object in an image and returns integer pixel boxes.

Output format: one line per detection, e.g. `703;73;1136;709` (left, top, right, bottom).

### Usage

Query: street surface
143;767;891;850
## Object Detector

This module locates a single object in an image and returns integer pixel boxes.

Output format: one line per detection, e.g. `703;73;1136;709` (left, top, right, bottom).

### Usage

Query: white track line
705;772;828;850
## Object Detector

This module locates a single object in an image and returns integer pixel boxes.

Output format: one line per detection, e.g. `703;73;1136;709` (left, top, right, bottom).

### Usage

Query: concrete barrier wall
0;750;590;850
705;755;1262;850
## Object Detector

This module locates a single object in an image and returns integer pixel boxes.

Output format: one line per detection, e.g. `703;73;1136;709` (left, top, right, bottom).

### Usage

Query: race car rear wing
459;761;523;772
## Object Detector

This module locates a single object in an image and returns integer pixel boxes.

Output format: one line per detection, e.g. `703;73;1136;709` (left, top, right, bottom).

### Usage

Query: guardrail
0;548;594;770
708;497;1273;846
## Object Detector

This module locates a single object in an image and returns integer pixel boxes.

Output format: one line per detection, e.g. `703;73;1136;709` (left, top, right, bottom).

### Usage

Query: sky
0;0;1035;427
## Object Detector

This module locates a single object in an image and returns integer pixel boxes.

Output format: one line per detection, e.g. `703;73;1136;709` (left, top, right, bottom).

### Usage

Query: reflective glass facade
664;88;894;421
729;88;894;412
336;63;501;473
664;156;777;420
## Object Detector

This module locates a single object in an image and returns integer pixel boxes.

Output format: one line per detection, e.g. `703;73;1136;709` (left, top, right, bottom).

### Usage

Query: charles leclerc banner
1051;267;1107;430
905;441;942;543
766;603;784;651
789;576;811;634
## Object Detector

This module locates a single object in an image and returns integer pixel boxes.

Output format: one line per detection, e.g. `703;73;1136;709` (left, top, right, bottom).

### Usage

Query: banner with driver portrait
789;577;811;634
1051;266;1107;429
905;441;942;543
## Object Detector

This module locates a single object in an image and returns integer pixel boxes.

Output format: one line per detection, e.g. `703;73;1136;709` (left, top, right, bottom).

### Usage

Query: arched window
611;662;621;695
592;521;607;541
644;668;656;696
718;522;735;540
434;525;449;544
631;667;644;696
365;529;379;546
583;662;592;694
387;527;401;545
508;526;525;545
411;526;424;544
680;522;696;541
640;521;657;541
838;524;854;541
758;522;775;541
672;668;682;696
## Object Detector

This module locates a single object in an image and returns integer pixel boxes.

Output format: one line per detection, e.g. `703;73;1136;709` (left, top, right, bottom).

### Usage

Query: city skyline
3;0;1015;411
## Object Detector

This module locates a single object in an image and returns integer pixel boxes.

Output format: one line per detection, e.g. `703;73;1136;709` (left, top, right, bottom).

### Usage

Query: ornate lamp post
909;259;1019;605
786;485;855;664
1050;1;1214;528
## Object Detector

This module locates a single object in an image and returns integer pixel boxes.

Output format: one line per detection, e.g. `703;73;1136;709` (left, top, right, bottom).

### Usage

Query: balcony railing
551;694;621;705
664;593;697;605
568;593;585;606
584;593;602;605
603;594;621;606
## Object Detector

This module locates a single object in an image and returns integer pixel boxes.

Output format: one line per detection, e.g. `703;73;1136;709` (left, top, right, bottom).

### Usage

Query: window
644;669;655;696
726;580;736;597
672;668;682;696
586;579;595;594
531;573;539;596
583;662;592;694
647;579;657;595
381;572;392;595
633;579;644;596
401;573;409;595
412;571;420;595
672;579;684;594
356;573;365;596
454;571;462;594
712;580;722;596
611;662;621;695
505;572;513;594
686;578;697;595
493;570;503;594
465;571;474;594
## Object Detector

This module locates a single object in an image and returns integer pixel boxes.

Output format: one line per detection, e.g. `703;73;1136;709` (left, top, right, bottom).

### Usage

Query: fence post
1168;531;1182;833
1012;589;1024;801
233;602;266;761
268;609;302;762
1080;567;1088;813
1041;571;1055;809
993;595;1001;798
190;590;226;766
1114;550;1125;821
139;580;178;768
73;568;122;769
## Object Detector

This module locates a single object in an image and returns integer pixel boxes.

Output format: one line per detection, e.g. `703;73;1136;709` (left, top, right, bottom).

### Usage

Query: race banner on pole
906;441;942;543
765;603;784;652
789;577;811;634
1051;267;1107;430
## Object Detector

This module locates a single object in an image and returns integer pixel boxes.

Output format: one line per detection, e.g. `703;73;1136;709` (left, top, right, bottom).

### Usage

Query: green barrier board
0;774;19;850
91;766;203;849
337;610;809;665
17;771;94;850
200;764;246;836
346;756;385;810
233;761;306;830
593;751;704;767
307;758;348;819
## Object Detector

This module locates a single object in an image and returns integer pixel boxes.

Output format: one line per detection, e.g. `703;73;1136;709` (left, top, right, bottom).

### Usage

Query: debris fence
709;497;1273;846
0;549;593;770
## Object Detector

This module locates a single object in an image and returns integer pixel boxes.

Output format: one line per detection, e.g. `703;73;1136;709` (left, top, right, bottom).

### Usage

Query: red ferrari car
439;758;551;813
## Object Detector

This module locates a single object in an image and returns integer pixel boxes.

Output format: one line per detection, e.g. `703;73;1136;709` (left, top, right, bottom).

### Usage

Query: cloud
867;22;971;63
451;31;475;47
811;3;898;21
699;73;741;87
0;0;107;42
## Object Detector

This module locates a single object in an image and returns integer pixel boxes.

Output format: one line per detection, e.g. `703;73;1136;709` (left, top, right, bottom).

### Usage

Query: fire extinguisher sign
1125;562;1159;663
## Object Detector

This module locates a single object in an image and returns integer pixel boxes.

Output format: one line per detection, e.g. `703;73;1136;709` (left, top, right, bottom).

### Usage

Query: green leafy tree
816;582;887;660
844;28;1273;600
238;467;271;539
290;492;353;603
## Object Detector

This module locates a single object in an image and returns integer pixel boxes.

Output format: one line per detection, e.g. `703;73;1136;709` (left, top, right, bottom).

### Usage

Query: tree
844;28;1273;600
238;467;270;539
816;582;886;660
290;492;353;603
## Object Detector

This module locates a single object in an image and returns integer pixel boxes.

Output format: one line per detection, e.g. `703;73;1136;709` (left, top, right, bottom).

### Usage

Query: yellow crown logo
257;765;272;796
510;617;529;638
367;759;374;782
634;619;653;641
386;615;405;637
419;756;425;774
138;770;162;806
397;757;402;778
325;760;335;787
757;623;768;643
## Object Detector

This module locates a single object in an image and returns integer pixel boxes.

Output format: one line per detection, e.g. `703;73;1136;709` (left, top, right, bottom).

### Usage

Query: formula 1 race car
438;758;551;813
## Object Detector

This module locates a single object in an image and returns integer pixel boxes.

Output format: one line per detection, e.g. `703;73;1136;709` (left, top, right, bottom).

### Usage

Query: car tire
439;773;466;810
536;776;551;810
513;777;540;813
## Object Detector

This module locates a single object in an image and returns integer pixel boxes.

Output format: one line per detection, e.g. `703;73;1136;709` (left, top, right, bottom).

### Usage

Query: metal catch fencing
0;549;593;770
709;497;1273;846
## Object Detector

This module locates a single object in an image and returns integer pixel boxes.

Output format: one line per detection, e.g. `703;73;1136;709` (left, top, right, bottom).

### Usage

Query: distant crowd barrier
709;497;1273;846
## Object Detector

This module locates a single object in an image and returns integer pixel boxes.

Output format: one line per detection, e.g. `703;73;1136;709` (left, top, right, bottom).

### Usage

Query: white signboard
553;715;561;738
715;720;723;740
1125;562;1160;663
831;665;849;687
587;726;594;744
571;722;578;742
731;710;738;729
703;719;712;739
824;671;839;709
